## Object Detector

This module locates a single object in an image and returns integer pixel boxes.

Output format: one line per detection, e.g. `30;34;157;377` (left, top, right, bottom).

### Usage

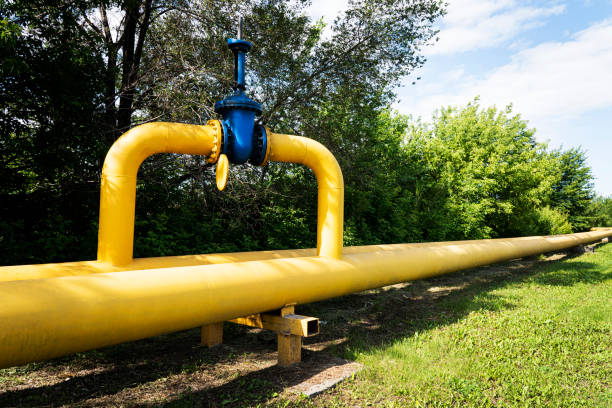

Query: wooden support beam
201;322;223;347
277;305;302;366
228;304;318;366
277;332;301;367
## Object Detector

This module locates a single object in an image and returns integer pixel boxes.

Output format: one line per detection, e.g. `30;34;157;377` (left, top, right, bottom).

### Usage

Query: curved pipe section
1;229;611;368
268;132;344;259
97;121;221;266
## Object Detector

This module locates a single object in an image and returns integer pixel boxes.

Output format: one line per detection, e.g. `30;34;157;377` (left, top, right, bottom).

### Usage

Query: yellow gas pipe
0;241;517;283
0;230;611;368
1;119;611;369
267;132;344;259
96;123;343;266
97;121;221;265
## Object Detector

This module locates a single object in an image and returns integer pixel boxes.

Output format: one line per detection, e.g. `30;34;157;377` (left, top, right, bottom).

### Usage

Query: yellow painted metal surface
1;229;611;368
205;120;222;164
2;118;610;369
216;153;229;191
268;132;344;259
95;126;341;267
97;121;222;266
230;313;319;337
0;237;600;283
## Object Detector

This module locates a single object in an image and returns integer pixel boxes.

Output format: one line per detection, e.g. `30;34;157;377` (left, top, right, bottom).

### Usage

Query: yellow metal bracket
230;311;319;337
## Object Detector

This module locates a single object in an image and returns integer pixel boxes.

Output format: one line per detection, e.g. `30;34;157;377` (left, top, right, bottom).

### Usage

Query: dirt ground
0;250;583;407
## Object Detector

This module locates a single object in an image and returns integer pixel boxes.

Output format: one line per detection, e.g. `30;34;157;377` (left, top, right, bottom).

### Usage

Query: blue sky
308;0;612;196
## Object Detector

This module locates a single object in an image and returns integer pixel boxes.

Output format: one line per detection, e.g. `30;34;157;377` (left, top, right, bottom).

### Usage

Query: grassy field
1;243;610;407
309;244;612;408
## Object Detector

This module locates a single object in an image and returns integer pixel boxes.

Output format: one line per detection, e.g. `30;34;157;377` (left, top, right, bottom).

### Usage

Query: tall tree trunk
98;3;120;143
117;0;152;133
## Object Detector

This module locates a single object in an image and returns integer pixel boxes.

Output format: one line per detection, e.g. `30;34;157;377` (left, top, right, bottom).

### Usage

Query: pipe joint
205;120;223;164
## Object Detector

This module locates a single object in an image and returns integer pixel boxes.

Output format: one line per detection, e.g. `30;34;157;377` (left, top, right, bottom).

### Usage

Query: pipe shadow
0;249;608;407
0;324;340;407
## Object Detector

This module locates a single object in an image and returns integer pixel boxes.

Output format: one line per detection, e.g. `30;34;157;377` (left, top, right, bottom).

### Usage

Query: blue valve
214;22;267;166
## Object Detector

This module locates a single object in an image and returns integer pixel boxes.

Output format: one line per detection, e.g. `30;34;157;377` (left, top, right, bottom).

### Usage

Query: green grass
1;244;610;407
307;244;612;407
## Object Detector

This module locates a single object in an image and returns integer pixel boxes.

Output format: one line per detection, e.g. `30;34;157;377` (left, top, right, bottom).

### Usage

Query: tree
405;100;562;239
549;147;594;232
589;196;612;227
129;0;446;254
1;1;107;263
0;0;446;264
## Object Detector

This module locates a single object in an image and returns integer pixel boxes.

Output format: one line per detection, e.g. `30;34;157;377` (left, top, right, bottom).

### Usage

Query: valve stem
237;16;243;40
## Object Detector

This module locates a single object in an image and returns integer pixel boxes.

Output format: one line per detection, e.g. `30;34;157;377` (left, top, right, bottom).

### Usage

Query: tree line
1;0;610;266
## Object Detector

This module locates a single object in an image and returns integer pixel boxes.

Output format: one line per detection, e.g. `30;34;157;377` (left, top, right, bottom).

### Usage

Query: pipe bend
268;132;344;259
98;121;221;266
102;121;221;177
267;133;343;190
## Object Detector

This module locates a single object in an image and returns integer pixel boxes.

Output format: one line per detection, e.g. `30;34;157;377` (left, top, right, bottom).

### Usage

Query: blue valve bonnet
214;37;265;165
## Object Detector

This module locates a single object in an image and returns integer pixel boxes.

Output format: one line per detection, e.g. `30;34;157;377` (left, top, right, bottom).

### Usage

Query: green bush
517;206;573;236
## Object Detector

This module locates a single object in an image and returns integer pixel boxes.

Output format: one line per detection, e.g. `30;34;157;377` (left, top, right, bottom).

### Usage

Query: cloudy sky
308;0;612;196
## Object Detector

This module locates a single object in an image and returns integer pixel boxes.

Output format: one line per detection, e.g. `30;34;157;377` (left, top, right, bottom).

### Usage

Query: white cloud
401;18;612;124
431;0;566;55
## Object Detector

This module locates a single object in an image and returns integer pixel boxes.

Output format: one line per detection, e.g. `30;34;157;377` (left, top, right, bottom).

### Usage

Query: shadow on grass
0;247;608;407
530;262;611;286
311;259;606;361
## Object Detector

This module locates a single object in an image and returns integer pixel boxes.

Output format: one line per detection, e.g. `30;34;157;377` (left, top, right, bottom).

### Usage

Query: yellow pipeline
0;240;527;283
97;121;222;265
1;230;611;368
96;126;341;265
268;132;344;259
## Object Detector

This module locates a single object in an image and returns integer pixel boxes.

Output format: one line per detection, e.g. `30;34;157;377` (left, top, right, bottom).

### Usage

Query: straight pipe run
0;240;509;283
1;229;611;368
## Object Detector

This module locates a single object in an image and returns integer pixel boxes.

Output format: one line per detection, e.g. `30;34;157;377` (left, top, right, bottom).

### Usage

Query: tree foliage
0;1;603;267
589;196;612;227
0;0;445;264
549;148;594;231
405;101;563;239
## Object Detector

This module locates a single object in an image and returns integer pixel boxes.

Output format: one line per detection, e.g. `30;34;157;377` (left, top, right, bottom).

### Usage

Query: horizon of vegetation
1;0;611;267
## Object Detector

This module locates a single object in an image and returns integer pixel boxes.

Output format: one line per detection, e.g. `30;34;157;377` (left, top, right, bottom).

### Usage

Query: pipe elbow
97;121;222;265
267;132;344;259
267;133;344;191
102;121;222;177
301;139;344;191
